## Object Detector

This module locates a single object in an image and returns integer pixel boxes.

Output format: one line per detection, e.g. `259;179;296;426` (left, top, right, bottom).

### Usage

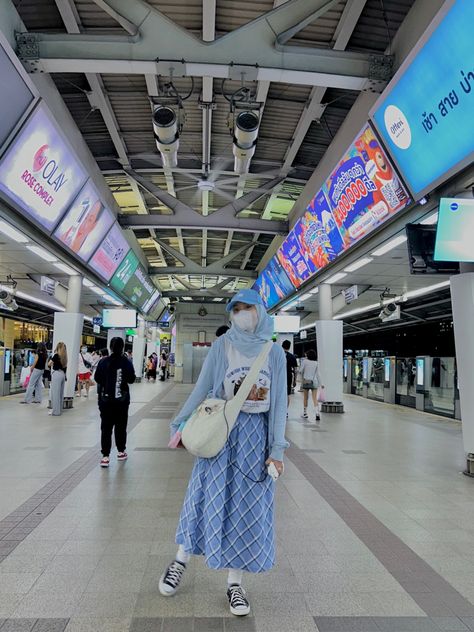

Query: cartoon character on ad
303;191;345;269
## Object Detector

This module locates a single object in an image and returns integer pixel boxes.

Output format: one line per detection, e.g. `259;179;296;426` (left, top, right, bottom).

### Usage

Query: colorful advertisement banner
121;263;158;312
253;255;295;309
256;124;410;307
371;0;474;198
89;223;129;281
54;179;114;262
0;105;87;232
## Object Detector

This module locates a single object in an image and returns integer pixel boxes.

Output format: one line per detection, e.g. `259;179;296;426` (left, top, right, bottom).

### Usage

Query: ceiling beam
25;0;372;91
151;266;257;279
278;0;368;173
120;211;286;235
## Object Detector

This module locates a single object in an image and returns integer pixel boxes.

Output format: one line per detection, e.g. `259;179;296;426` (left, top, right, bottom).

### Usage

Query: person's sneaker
100;456;110;468
159;560;186;596
301;412;308;419
316;413;321;422
117;451;128;461
227;584;250;616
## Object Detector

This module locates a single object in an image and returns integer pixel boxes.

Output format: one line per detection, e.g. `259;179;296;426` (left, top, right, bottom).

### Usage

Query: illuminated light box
274;315;301;333
0;105;87;232
110;250;139;294
102;308;137;328
54;179;114;262
89;223;129;281
434;197;474;262
371;0;474;199
142;289;161;314
253;255;294;309
261;123;410;306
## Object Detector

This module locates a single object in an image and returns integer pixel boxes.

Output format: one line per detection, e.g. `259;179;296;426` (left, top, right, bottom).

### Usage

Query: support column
316;283;344;413
450;271;474;476
147;326;158;358
132;318;146;382
52;275;83;408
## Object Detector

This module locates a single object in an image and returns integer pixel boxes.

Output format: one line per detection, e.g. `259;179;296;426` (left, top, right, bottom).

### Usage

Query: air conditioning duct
232;111;260;174
152;106;179;168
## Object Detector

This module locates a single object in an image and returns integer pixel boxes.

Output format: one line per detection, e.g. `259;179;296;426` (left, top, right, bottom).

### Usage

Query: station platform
0;382;473;632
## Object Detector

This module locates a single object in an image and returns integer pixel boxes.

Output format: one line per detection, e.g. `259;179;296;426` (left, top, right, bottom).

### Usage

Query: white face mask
232;308;258;333
81;348;87;354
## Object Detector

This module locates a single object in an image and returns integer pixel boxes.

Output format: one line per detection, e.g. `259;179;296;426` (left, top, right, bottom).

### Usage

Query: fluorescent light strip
344;257;373;273
0;220;29;243
310;287;319;294
371;235;407;256
16;290;65;312
26;245;58;263
403;280;450;299
281;302;297;311
300;293;313;301
325;272;347;284
54;262;77;275
420;212;438;225
334;303;380;319
83;279;95;288
90;286;105;296
300;321;316;331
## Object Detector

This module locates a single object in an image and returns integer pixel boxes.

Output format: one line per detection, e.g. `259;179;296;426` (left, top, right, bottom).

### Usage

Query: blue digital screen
434;197;474;262
371;0;474;199
253;256;295;309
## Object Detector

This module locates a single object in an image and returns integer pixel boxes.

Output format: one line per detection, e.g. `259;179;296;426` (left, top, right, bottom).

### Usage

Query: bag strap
226;341;273;415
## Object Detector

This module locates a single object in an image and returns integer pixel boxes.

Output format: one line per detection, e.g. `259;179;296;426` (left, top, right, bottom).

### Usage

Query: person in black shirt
282;340;297;409
21;343;47;405
94;337;136;468
48;342;68;416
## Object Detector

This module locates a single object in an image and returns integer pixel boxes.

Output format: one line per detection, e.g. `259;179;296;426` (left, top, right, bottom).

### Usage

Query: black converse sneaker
159;560;186;596
227;584;250;616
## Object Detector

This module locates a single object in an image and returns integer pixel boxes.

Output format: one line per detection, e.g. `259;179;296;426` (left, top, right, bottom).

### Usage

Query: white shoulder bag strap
224;341;273;423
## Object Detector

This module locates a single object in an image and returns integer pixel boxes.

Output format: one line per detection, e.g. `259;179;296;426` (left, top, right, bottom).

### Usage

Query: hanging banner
253;255;295;309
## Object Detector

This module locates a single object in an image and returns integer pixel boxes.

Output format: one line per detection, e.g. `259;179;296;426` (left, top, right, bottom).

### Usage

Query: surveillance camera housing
0;289;18;311
232;110;260;174
153;106;179;168
379;303;400;322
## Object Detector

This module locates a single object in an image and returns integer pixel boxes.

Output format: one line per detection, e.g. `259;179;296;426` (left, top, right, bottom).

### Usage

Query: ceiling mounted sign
370;0;474;199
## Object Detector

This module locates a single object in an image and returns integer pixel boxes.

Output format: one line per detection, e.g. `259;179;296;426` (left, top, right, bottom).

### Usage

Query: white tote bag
181;341;273;458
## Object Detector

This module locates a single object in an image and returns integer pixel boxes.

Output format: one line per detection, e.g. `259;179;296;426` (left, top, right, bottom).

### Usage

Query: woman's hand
265;457;284;476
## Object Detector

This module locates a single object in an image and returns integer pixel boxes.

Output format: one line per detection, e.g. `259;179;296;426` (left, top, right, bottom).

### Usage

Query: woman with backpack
299;348;323;423
94;337;136;468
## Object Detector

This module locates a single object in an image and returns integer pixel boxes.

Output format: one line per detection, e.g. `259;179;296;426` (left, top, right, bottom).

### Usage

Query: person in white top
77;345;93;397
299;348;323;423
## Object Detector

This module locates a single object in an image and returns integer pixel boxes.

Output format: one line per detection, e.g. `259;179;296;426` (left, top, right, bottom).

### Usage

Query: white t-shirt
224;344;271;414
77;352;93;374
300;359;320;386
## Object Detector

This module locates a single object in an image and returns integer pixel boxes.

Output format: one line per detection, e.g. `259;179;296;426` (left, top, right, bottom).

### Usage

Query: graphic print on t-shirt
224;345;271;414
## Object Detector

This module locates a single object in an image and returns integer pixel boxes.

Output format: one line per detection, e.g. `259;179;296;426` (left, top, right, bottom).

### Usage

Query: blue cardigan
170;336;290;461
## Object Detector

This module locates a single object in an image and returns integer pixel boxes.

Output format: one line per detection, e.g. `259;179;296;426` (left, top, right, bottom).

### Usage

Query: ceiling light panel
54;263;77;275
344;257;373;273
0;220;28;243
371;235;407;256
325;272;347;284
26;245;58;263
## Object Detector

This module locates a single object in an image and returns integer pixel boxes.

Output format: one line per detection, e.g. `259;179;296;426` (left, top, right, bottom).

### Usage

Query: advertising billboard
54;179;114;262
266;124;410;305
102;309;137;328
110;250;139;293
121;264;158;312
143;289;161;314
371;0;474;199
253;255;295;309
0;105;87;232
89;223;129;281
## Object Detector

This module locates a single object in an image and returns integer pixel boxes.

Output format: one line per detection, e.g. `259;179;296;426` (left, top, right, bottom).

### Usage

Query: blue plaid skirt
176;411;275;573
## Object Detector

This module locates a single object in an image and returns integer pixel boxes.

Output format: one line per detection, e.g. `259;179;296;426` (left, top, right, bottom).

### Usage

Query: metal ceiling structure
11;0;417;302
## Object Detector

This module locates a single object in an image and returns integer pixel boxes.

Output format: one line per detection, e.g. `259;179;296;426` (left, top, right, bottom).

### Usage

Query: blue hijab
225;303;274;357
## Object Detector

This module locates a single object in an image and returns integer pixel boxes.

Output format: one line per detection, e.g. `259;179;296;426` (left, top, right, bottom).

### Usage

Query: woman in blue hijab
159;289;289;616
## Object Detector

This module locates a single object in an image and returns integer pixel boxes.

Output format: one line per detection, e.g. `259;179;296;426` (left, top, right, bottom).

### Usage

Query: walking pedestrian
20;343;47;404
300;349;323;423
94;337;136;468
48;342;67;416
282;340;297;411
159;288;288;617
